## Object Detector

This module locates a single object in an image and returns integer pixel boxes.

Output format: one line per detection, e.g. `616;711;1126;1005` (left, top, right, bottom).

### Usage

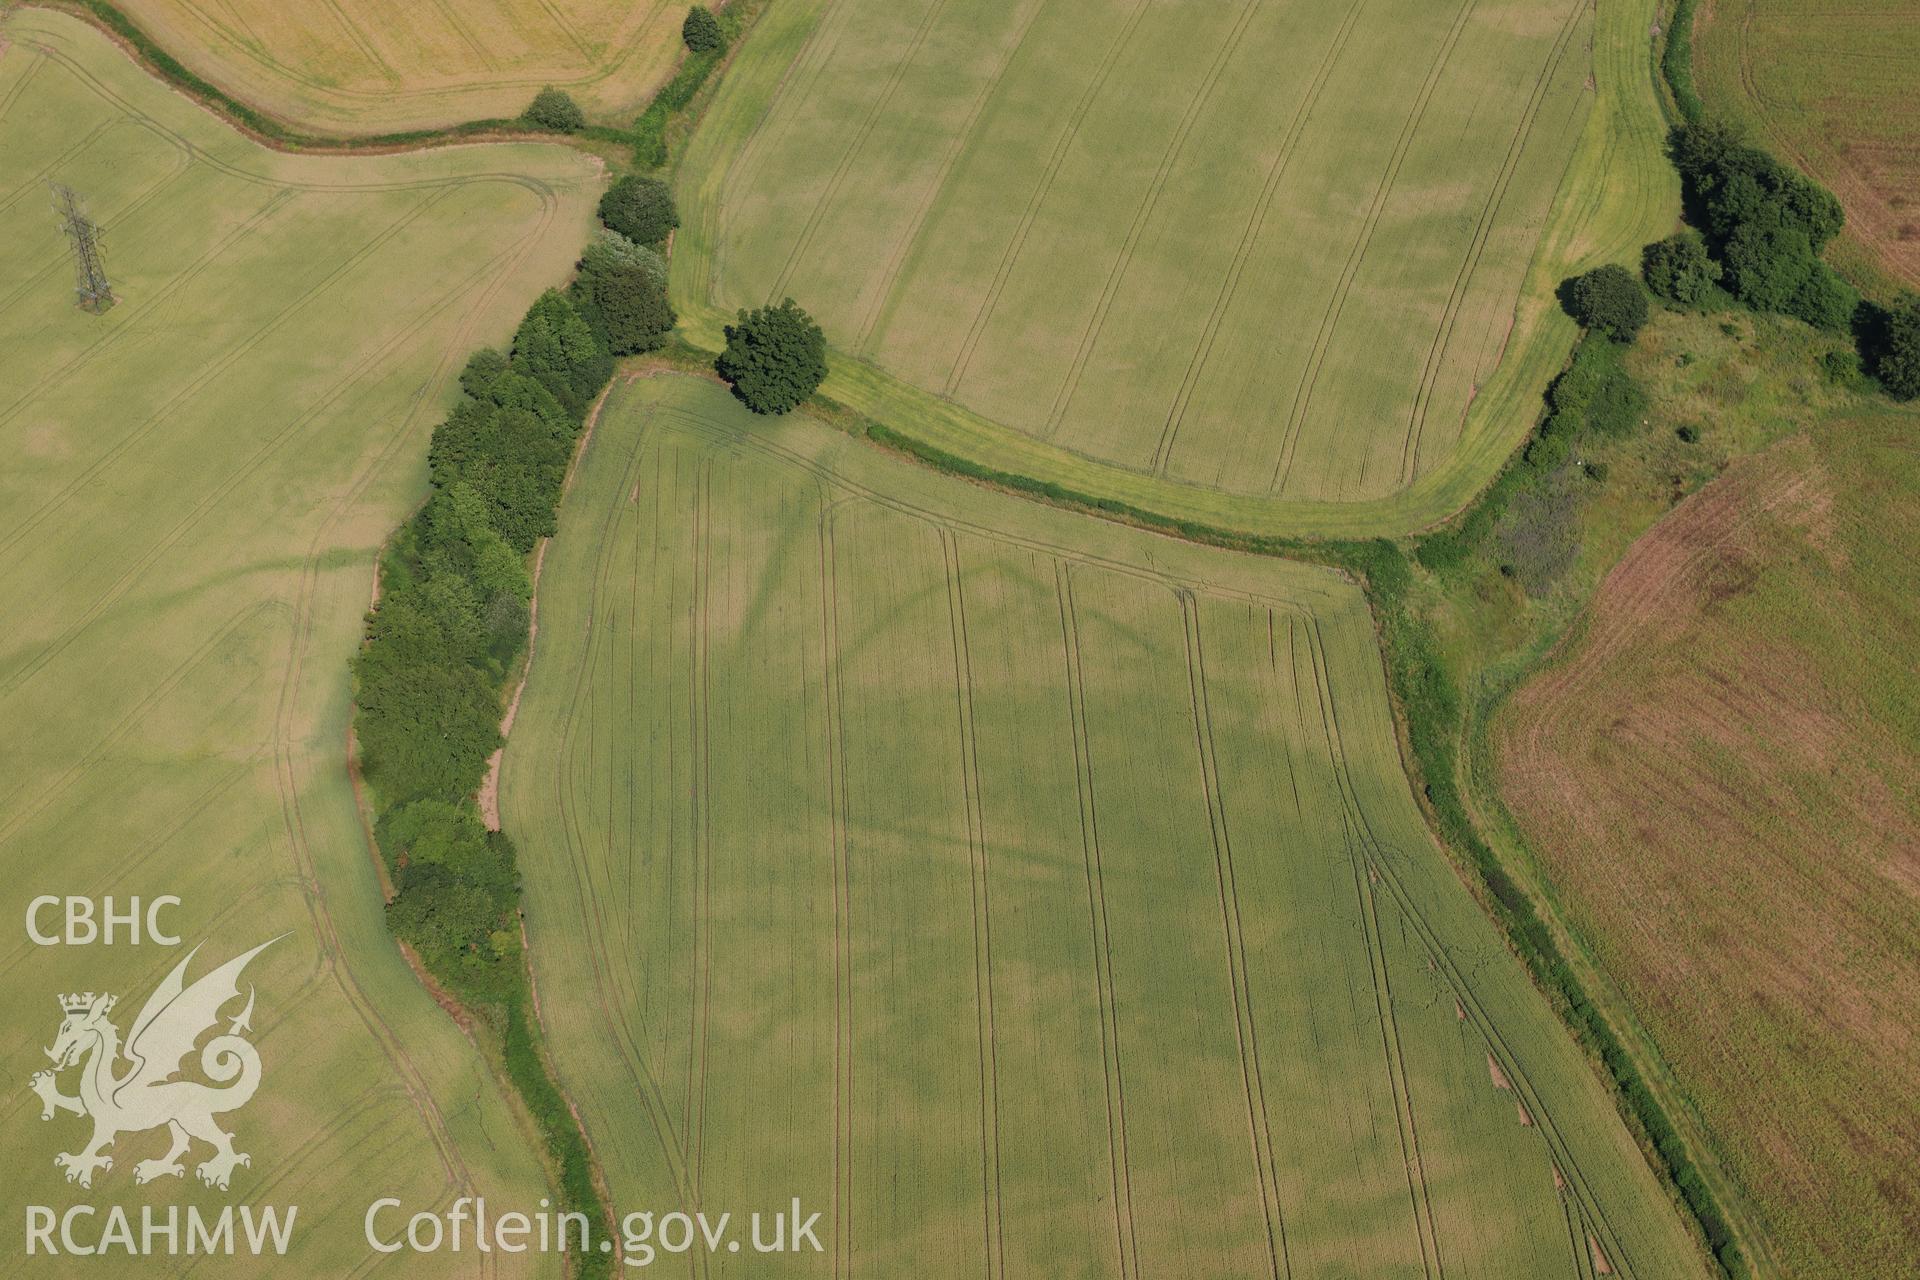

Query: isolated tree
523;87;584;132
1876;294;1920;401
682;5;726;53
1641;232;1720;307
598;174;679;246
1567;264;1650;343
716;298;826;414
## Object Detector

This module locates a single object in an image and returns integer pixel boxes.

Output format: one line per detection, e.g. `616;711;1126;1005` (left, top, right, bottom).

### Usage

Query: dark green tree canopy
511;289;611;417
1567;264;1649;343
1723;220;1816;313
1875;294;1920;401
354;248;622;1017
716;298;827;414
523;86;584;132
1665;118;1862;339
571;233;676;355
598;174;680;247
581;230;668;287
682;5;726;53
1786;262;1859;334
588;269;676;355
1640;231;1720;307
458;347;509;400
1672;121;1843;249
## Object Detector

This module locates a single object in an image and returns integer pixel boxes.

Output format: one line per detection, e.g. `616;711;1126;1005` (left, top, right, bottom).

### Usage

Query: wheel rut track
767;0;956;305
547;411;702;1217
1149;0;1368;479
1055;561;1142;1280
1179;593;1292;1280
1398;0;1588;488
0;187;528;700
1267;0;1480;498
815;499;856;1280
850;0;1047;356
1297;617;1648;1278
941;0;1153;399
1042;0;1268;443
940;529;1008;1280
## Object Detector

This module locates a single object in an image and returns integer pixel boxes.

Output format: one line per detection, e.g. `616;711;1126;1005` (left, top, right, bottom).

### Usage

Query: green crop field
670;0;1681;536
499;373;1709;1278
104;0;688;133
0;11;598;1274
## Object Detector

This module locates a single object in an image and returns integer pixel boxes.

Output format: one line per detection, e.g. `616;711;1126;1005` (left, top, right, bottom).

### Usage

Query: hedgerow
354;282;615;1274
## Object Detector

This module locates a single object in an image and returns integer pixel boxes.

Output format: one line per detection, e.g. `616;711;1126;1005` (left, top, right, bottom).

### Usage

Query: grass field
1492;403;1920;1279
669;0;1682;537
1693;0;1920;291
0;11;599;1273
101;0;688;133
499;372;1710;1278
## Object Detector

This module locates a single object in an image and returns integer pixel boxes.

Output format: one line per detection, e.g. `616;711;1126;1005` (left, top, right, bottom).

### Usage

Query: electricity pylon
49;182;115;312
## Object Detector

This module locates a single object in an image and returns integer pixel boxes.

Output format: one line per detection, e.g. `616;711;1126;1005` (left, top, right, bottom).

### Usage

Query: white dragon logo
27;937;281;1191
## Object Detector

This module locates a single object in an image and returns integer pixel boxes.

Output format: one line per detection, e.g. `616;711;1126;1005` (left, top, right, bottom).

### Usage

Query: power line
49;182;115;312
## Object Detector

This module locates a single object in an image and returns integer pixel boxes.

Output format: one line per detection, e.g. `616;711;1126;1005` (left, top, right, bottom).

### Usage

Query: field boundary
349;358;626;1279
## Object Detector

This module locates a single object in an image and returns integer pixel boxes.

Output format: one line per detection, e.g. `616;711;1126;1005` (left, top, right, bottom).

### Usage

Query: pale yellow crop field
0;12;600;1273
110;0;687;133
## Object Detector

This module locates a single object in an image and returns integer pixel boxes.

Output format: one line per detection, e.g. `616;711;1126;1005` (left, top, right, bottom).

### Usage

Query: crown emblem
59;992;112;1015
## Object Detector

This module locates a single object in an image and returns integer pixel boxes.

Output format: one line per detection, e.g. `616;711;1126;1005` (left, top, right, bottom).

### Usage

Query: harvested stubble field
499;373;1710;1278
1694;0;1920;289
0;11;598;1274
104;0;688;133
1494;408;1920;1279
671;0;1682;535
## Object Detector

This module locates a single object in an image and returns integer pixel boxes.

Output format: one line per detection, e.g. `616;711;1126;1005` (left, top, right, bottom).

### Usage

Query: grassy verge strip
1663;0;1705;123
